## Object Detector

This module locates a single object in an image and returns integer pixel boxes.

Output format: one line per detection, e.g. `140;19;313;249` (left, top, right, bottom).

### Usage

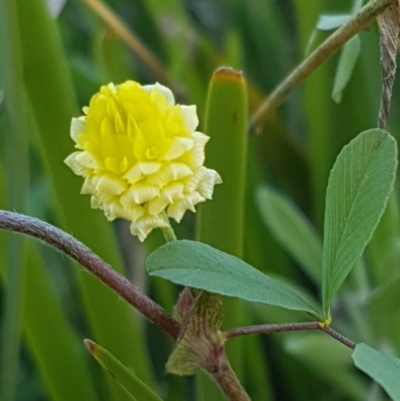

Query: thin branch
223;321;356;350
208;351;251;401
0;210;181;340
223;321;320;340
322;326;356;349
249;0;398;131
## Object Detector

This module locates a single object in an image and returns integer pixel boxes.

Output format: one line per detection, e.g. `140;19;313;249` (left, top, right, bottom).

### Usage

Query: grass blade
0;0;29;398
85;340;164;401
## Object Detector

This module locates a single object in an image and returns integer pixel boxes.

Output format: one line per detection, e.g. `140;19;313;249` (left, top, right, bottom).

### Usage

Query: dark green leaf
146;240;321;318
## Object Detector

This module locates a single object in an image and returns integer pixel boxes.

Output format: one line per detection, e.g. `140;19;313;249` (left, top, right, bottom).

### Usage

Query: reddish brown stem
224;321;320;339
0;210;181;339
223;321;356;350
208;350;251;401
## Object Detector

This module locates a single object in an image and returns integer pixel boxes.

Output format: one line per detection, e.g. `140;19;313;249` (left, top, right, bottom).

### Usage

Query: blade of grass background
0;105;101;400
368;276;400;354
85;340;164;401
294;1;383;229
21;242;99;401
93;29;135;84
241;145;283;401
240;317;273;401
292;1;345;228
228;0;287;94
256;186;322;283
196;68;247;387
367;193;400;285
244;142;290;277
15;0;155;398
284;334;367;400
0;0;29;399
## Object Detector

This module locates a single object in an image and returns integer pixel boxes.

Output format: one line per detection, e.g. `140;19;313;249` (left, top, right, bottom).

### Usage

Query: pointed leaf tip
146;240;321;317
84;339;96;354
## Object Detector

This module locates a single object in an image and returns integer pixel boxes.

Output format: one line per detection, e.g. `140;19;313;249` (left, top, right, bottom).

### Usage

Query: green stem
161;213;177;242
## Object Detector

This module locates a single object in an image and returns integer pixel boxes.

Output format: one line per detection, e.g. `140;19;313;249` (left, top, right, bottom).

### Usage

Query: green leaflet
146;240;321;318
322;129;397;318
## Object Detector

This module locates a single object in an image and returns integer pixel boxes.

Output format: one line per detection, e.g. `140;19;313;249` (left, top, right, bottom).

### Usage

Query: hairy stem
322;326;356;349
224;321;356;350
249;0;397;130
0;210;181;340
208;351;251;401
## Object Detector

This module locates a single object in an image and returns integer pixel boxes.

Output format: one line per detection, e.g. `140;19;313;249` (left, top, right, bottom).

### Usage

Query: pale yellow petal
76;151;98;169
167;192;205;222
130;213;169;242
120;183;159;205
64;152;86;176
180;105;199;131
148;163;192;187
197;169;222;199
70;117;86;142
161;137;194;161
123;162;162;184
94;173;127;196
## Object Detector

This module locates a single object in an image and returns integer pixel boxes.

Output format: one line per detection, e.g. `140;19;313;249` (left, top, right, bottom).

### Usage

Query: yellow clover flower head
65;80;222;241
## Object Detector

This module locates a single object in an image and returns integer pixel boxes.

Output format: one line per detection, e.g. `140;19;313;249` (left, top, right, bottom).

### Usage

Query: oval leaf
322;129;397;317
146;240;321;318
352;343;400;400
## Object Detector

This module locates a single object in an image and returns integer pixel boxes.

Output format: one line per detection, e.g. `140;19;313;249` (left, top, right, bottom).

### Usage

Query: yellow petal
167;192;205;222
161;137;194;161
148;163;192;187
76;151;98;169
120;183;159;205
70;117;86;142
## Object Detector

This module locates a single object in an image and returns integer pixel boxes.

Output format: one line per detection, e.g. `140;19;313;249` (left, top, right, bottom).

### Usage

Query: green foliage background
1;0;400;400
